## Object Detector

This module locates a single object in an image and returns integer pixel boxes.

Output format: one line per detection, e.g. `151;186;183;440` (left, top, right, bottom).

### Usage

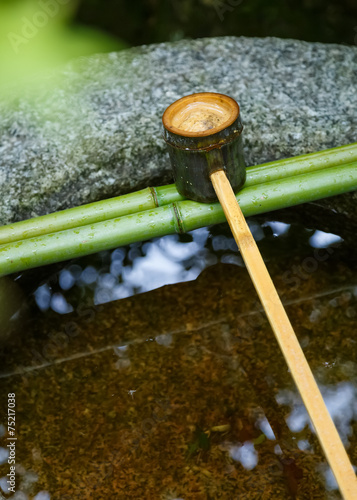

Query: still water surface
0;216;356;499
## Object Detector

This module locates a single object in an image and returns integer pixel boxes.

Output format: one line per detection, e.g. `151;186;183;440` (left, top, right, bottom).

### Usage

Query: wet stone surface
0;37;356;228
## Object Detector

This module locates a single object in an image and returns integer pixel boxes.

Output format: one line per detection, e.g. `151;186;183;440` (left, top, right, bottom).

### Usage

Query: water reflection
262;221;290;237
230;441;258;470
309;230;343;249
34;285;51;311
27;218;344;316
0;447;9;465
257;416;276;440
0;217;355;499
278;382;357;445
33;491;51;500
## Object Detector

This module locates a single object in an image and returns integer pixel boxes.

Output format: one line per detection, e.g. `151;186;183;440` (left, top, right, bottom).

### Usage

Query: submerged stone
0;36;356;233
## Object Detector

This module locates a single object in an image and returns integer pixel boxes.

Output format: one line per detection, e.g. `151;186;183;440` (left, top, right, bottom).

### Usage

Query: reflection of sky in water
277;381;357;445
0;477;9;494
230;441;258;470
277;381;357;490
262;221;290;237
0;475;50;499
0;468;50;498
33;220;342;314
4;219;355;497
309;230;342;249
0;447;9;465
35;228;213;311
257;416;275;440
229;379;357;485
33;492;51;500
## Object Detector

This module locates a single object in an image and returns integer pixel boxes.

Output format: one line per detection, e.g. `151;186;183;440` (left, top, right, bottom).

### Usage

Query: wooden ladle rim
162;92;240;138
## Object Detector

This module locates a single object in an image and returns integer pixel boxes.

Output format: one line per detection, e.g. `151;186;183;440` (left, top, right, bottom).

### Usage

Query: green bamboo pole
244;141;357;187
0;185;185;246
1;142;356;245
0;161;356;277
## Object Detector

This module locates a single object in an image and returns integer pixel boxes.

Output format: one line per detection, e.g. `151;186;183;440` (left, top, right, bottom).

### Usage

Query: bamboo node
171;202;185;234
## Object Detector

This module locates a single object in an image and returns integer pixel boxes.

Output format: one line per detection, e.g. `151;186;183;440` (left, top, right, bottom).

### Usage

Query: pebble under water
0;215;356;499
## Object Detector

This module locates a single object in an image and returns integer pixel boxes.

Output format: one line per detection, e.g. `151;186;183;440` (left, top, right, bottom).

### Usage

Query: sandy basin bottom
0;229;356;499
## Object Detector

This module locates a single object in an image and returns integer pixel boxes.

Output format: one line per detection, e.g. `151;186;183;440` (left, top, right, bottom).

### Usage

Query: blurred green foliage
0;0;355;93
75;0;357;47
0;0;127;89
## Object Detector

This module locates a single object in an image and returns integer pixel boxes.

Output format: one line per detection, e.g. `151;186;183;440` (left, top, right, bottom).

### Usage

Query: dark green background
74;0;357;47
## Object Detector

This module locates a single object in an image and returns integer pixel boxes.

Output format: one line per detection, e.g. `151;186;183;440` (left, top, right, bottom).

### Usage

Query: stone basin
0;36;356;240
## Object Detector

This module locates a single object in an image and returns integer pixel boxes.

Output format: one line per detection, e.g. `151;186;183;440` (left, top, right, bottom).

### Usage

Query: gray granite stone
0;36;356;228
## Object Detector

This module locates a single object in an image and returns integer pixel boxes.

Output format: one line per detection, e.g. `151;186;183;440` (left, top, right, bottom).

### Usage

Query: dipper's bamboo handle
210;168;357;500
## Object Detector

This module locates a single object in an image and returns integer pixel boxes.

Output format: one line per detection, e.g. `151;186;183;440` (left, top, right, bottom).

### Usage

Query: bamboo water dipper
162;92;357;499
